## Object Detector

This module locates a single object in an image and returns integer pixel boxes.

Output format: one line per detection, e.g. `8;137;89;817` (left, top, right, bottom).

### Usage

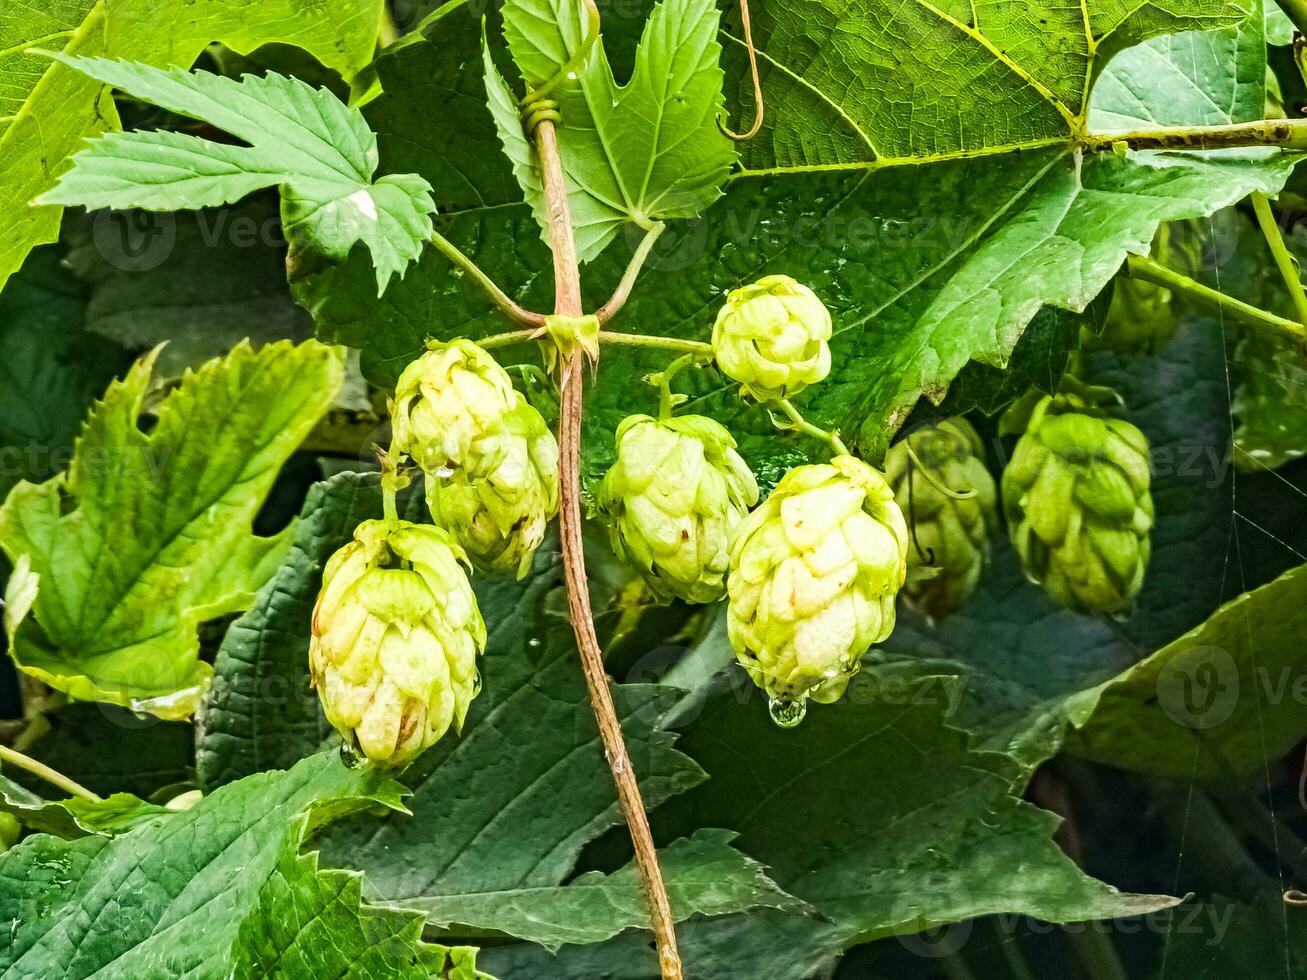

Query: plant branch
428;231;547;328
599;332;714;355
596;222;665;324
1251;191;1307;330
1079;119;1307;153
773;398;850;456
533;117;684;980
1126;255;1307;347
0;744;100;802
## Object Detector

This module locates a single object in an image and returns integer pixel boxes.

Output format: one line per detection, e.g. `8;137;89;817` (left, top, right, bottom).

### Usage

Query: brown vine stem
533;117;684;980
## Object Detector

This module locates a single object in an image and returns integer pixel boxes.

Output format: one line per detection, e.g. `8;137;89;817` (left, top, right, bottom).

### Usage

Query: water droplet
768;697;807;728
527;636;542;648
339;742;367;769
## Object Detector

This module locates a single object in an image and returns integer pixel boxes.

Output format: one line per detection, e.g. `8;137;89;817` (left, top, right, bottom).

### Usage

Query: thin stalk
1251;191;1307;330
534;116;684;980
478;328;713;355
0;744;100;802
653;353;698;418
599;333;714;355
1079;119;1307;153
428;231;547;329
774;398;850;456
596;222;666;324
1127;255;1307;347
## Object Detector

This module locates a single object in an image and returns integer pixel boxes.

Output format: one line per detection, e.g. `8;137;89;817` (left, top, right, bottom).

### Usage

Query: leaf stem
1079;119;1307;152
1126;255;1307;347
478;328;712;356
599;332;714;355
533;116;684;980
1063;927;1127;980
773;398;850;456
651;353;700;418
428;231;547;329
596;222;665;324
1250;191;1307;330
0;744;101;802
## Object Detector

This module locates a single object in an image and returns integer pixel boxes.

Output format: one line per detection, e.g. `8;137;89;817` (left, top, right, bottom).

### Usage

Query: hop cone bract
727;455;909;706
310;519;486;766
392;340;559;576
1002;395;1153;614
885;418;997;619
712;274;832;401
598;414;759;603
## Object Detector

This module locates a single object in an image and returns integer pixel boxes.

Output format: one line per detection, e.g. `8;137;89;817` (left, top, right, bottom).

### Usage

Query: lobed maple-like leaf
0;339;344;719
38;56;434;294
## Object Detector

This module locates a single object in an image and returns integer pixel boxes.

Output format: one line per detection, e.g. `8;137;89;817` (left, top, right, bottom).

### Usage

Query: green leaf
0;775;167;838
724;0;1249;169
320;558;712;947
38;56;433;294
197;472;420;789
416;828;802;950
0;751;475;978
1232;330;1307;471
0;0;384;293
6;702;193;801
665;677;1180;946
480;908;844;979
299;2;1294;484
0;339;345;719
61;197;312;376
1064;562;1307;779
235;849;485;980
491;0;737;261
0;246;129;502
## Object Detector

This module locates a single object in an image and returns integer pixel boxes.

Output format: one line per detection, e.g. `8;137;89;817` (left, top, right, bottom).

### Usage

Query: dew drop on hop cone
769;697;807;728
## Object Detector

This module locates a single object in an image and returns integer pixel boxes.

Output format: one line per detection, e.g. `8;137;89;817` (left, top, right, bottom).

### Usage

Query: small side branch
429;230;547;329
1127;255;1306;347
1250;191;1307;330
596;222;666;325
1080;119;1307;153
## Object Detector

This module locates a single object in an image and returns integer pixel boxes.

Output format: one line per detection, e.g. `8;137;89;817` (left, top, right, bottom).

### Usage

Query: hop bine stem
532;116;684;980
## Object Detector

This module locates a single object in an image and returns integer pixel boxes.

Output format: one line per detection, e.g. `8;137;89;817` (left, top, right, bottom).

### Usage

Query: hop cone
310;519;486;766
426;401;560;577
727;455;909;706
885;418;998;619
712;274;832;401
1002;395;1153;614
392;339;519;468
392;340;559;575
598;414;759;604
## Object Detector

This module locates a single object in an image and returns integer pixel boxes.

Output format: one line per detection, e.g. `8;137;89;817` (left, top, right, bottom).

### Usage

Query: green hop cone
1002;394;1154;614
309;519;487;766
598;414;760;604
727;455;909;707
426;400;560;578
392;339;519;468
885;418;998;620
392;339;560;575
712;274;832;401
